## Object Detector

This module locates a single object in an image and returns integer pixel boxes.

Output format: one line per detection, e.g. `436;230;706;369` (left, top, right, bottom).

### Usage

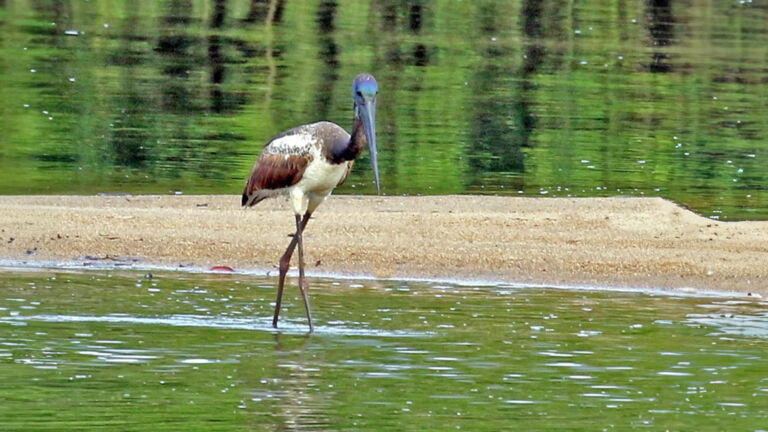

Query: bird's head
353;73;380;194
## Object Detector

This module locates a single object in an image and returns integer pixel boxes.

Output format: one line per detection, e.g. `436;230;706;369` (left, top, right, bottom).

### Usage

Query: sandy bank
1;195;767;295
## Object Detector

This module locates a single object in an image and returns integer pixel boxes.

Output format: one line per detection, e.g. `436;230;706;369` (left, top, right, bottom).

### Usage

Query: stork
242;73;379;332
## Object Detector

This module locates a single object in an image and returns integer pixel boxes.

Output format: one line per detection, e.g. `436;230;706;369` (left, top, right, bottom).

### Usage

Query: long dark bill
360;100;379;194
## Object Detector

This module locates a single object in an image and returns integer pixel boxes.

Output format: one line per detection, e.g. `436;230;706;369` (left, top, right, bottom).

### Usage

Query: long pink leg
295;214;313;332
273;212;312;329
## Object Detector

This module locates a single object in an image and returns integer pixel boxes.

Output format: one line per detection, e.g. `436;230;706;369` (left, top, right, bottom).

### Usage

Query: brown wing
241;153;312;207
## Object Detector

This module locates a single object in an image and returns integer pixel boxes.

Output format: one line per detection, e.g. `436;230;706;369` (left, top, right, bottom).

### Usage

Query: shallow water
1;1;767;220
1;268;767;430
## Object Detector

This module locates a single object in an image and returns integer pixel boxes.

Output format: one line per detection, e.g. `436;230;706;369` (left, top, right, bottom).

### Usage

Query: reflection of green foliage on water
0;0;766;218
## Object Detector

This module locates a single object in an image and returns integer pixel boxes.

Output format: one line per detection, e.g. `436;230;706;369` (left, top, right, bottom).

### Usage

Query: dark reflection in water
376;2;434;68
244;0;285;25
645;0;675;73
0;0;767;220
209;0;227;113
314;0;340;120
468;2;540;181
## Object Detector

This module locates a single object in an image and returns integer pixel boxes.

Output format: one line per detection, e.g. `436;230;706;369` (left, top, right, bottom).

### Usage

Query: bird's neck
349;115;367;155
327;115;366;163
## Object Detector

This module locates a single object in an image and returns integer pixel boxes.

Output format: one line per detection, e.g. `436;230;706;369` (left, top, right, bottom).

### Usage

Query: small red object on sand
210;266;234;272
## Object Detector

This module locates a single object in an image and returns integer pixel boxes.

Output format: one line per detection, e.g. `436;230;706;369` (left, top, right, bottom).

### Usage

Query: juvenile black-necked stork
242;73;379;332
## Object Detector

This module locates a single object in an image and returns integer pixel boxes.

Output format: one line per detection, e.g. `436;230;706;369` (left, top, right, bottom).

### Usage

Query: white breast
298;144;348;193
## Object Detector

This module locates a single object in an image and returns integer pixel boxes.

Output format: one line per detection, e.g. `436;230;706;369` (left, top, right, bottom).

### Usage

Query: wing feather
242;121;350;207
242;153;312;207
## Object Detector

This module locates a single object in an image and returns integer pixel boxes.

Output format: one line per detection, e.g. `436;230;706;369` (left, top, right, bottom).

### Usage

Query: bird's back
242;121;351;207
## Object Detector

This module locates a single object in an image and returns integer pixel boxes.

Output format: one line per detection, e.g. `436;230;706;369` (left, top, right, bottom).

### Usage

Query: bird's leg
273;212;312;329
295;213;314;333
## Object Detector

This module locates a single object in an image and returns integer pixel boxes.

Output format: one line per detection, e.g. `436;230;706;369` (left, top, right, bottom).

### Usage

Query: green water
1;268;767;430
1;0;767;220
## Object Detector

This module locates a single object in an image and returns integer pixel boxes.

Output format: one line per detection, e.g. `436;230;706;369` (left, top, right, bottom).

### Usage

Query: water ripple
0;314;432;338
686;312;768;339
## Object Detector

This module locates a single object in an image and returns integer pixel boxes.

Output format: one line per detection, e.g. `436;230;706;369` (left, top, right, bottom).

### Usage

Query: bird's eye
356;91;363;97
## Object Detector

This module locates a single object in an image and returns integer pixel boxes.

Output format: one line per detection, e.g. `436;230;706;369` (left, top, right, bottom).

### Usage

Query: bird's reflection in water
242;333;332;431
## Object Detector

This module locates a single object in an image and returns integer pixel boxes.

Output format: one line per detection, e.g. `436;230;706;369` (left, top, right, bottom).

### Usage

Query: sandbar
1;195;767;296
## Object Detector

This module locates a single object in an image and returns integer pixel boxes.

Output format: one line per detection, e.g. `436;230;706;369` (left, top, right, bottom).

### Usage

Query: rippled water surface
1;268;767;430
1;1;767;219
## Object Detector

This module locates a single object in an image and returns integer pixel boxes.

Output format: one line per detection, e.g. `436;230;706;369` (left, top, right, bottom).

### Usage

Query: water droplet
65;30;79;36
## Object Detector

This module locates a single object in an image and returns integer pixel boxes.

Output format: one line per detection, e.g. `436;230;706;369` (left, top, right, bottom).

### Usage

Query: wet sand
1;194;767;296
